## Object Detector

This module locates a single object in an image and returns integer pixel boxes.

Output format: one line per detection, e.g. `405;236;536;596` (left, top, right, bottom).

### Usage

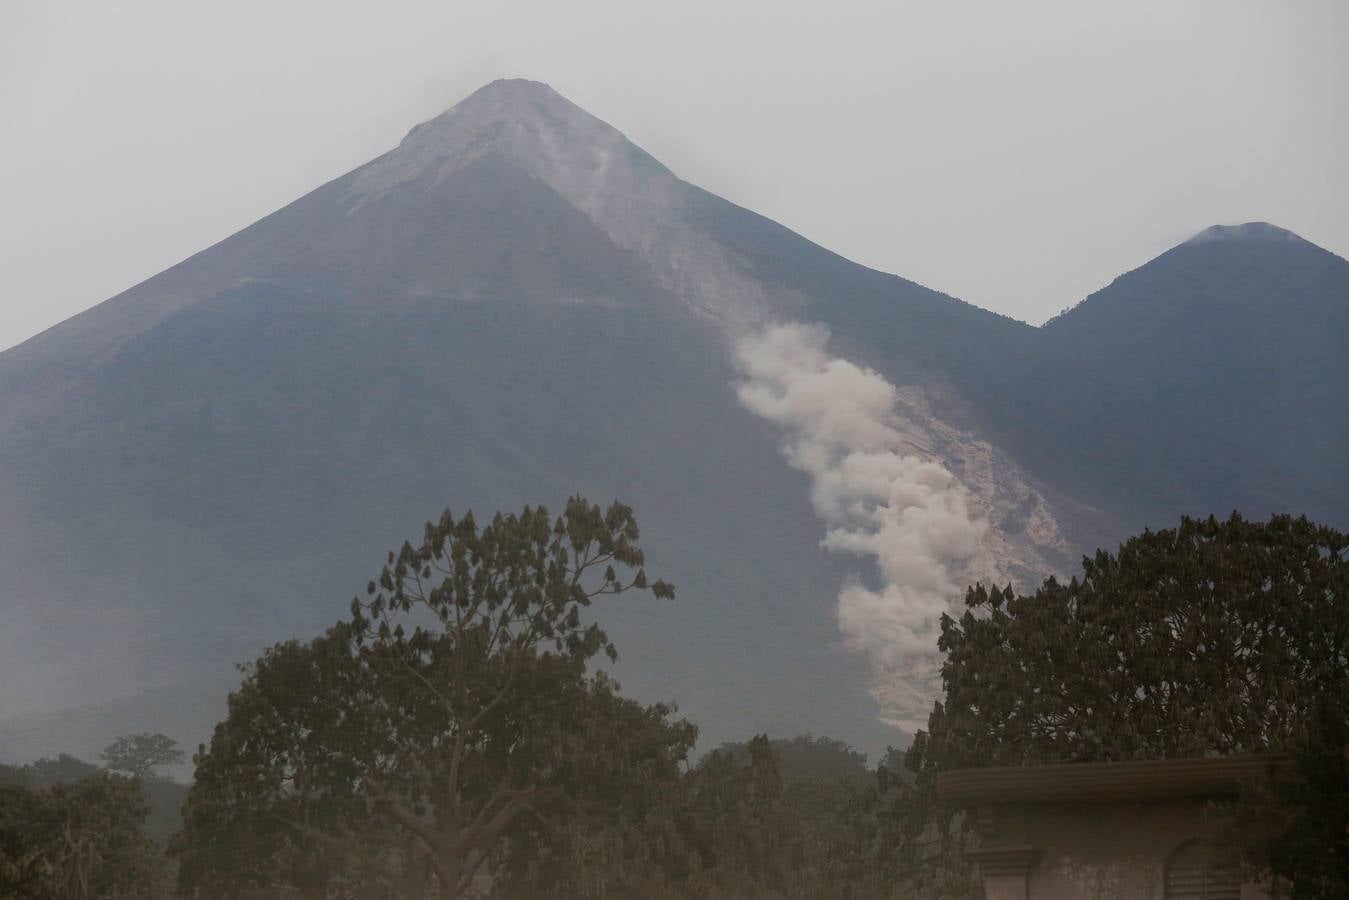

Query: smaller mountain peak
1184;222;1302;245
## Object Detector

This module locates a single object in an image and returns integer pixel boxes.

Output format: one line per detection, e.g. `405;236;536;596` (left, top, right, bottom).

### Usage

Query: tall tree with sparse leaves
100;733;184;780
175;498;690;899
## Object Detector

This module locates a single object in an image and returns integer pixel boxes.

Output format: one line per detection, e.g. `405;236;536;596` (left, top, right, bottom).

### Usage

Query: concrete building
937;754;1285;899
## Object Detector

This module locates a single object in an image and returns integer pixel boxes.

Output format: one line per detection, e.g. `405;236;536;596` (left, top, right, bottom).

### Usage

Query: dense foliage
912;513;1347;770
906;513;1348;895
1228;695;1349;898
498;732;953;899
0;767;171;898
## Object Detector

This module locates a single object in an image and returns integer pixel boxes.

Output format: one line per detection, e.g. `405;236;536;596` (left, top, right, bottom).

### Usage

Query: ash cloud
734;322;987;730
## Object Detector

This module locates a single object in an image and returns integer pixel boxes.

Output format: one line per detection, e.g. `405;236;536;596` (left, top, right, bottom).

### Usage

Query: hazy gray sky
3;0;1346;351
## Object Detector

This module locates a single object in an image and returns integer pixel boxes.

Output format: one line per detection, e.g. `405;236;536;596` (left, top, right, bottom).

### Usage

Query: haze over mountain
2;80;1344;762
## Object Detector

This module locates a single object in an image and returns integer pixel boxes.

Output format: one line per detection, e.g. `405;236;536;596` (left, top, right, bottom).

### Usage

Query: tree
0;771;171;898
175;498;690;899
865;755;979;899
100;733;184;780
903;513;1347;897
1227;694;1349;898
911;513;1347;770
513;732;929;900
527;733;823;899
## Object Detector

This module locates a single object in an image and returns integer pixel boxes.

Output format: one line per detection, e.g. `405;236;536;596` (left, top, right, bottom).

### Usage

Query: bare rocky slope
2;81;1344;762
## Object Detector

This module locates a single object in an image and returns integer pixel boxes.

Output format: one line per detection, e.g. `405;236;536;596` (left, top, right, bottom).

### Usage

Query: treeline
0;731;950;899
2;504;1345;898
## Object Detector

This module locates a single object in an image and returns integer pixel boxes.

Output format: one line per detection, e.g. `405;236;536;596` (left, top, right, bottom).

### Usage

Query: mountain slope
683;187;1218;542
1042;222;1349;526
0;113;894;756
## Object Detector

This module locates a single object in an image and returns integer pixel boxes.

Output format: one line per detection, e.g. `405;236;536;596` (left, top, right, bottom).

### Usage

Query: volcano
2;80;1344;761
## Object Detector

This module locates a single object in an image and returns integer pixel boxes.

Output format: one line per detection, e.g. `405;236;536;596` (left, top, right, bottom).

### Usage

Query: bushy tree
175;498;691;899
4;749;187;847
514;734;810;899
515;732;945;900
0;771;171;898
913;513;1347;770
1228;694;1349;898
904;513;1347;896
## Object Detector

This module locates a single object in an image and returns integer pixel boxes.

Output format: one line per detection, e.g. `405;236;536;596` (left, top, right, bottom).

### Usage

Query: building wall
1029;799;1212;897
977;799;1274;899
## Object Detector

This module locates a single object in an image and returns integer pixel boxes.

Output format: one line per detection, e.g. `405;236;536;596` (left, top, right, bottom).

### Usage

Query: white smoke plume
734;322;989;731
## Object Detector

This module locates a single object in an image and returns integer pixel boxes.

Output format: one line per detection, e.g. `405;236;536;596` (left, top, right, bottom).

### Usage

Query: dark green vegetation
1230;697;1349;899
915;513;1347;767
2;81;1345;763
3;506;1343;896
0;736;187;897
908;512;1349;895
0;771;171;898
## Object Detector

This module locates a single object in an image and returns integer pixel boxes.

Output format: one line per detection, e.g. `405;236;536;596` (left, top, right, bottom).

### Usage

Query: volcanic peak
346;78;668;213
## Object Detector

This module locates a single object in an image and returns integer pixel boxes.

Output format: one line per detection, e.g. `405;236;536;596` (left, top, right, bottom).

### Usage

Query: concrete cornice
937;753;1289;805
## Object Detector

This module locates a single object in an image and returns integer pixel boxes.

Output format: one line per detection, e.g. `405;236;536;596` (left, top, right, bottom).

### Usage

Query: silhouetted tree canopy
100;733;184;780
1228;694;1349;899
901;513;1347;898
911;513;1348;771
0;771;170;898
174;498;691;899
510;732;927;899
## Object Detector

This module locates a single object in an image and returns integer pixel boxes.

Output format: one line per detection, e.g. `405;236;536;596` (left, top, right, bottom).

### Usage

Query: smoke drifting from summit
735;322;987;729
